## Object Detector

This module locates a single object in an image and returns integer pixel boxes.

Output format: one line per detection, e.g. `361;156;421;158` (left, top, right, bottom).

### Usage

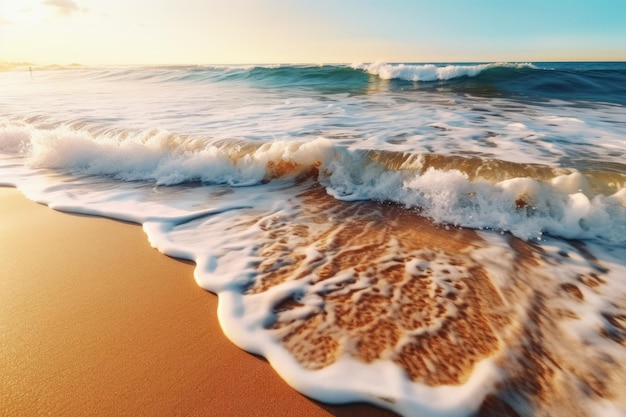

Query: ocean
1;62;625;416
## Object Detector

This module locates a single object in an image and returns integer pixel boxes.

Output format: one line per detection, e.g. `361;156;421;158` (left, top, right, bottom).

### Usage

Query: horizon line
3;59;626;69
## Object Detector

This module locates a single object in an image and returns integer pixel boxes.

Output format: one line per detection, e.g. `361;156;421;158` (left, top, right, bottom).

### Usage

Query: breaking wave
2;120;625;244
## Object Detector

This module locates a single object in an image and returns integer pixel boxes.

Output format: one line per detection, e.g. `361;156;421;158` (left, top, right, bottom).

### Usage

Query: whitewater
1;62;625;416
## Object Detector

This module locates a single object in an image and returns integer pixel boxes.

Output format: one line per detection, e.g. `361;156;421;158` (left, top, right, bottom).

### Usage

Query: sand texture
0;187;396;417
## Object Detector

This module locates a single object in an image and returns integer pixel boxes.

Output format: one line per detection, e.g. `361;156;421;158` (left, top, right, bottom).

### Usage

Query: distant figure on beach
29;66;33;79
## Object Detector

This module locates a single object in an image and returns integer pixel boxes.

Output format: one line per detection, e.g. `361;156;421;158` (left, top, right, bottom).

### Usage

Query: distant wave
351;62;537;82
11;62;626;104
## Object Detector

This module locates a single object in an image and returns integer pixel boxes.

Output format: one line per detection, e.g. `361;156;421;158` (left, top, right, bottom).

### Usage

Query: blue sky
1;0;625;64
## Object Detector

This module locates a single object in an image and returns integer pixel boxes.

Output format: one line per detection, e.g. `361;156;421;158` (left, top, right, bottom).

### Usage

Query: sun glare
2;0;50;25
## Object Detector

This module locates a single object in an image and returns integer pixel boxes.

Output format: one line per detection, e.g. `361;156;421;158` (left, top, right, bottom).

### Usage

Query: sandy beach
0;186;397;417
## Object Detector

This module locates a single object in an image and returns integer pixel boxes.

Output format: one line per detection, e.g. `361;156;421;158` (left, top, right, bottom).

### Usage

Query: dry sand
0;187;397;417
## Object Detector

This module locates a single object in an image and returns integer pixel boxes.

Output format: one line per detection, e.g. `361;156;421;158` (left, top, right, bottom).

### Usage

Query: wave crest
2;119;625;244
352;62;536;82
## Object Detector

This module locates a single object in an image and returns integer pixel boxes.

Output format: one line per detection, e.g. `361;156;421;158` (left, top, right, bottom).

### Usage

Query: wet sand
246;186;505;385
0;187;397;417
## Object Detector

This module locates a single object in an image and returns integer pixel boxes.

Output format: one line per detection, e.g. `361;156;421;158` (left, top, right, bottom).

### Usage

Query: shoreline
0;186;396;417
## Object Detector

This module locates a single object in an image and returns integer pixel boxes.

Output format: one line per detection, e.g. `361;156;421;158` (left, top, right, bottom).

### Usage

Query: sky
1;0;625;65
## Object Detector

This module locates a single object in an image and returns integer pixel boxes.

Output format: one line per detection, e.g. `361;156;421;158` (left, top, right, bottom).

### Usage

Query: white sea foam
322;150;626;244
2;120;625;244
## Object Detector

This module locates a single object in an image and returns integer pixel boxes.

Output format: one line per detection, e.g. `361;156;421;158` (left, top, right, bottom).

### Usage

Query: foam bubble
0;120;31;154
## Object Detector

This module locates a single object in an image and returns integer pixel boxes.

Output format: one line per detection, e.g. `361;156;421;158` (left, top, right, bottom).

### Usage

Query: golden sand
0;187;396;417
